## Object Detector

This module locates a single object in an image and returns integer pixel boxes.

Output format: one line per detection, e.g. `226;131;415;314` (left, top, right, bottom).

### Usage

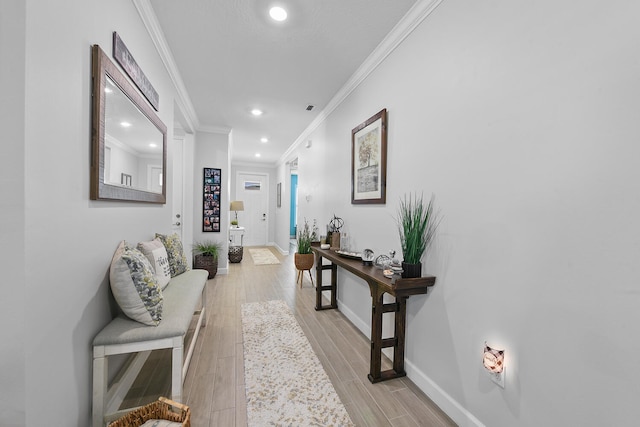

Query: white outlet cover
488;369;505;388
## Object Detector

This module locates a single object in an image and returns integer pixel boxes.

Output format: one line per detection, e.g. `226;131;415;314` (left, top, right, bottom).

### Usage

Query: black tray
335;250;362;260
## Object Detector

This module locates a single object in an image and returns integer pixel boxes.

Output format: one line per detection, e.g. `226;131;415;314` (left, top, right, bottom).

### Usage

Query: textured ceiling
150;0;419;164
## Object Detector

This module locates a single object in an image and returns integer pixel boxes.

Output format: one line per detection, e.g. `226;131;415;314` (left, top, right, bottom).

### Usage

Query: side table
229;226;245;263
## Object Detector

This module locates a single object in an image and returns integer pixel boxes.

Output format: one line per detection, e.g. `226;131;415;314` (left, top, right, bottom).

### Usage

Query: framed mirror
91;45;167;203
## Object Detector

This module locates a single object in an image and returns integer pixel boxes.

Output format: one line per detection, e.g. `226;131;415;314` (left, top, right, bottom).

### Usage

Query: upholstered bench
92;266;208;427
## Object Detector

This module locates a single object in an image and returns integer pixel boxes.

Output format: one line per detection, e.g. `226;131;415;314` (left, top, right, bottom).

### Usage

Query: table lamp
230;201;244;227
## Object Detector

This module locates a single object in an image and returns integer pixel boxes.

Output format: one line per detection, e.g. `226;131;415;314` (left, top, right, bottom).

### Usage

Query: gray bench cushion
93;269;208;347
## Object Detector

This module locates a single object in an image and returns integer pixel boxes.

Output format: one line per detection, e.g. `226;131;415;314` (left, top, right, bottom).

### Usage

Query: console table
311;246;435;383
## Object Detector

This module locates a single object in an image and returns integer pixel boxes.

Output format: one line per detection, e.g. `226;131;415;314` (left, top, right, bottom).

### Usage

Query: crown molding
133;0;200;131
278;0;444;166
198;125;232;135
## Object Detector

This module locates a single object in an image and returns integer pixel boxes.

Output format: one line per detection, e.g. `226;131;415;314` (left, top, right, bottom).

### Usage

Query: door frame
235;170;269;246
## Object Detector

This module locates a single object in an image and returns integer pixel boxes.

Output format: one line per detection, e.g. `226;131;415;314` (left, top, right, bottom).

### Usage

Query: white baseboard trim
337;298;483;427
336;298;371;339
270;242;289;255
404;359;485;427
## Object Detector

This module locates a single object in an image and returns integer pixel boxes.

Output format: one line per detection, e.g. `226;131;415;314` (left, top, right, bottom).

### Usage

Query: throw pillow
109;241;163;326
155;233;189;277
137;238;172;290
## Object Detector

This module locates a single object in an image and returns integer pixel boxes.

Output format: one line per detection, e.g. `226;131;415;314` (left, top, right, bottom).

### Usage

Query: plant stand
296;269;314;288
294;253;315;288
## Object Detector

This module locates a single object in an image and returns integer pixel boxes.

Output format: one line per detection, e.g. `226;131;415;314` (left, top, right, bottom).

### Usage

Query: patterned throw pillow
137;238;172;290
155;233;189;277
109;241;163;326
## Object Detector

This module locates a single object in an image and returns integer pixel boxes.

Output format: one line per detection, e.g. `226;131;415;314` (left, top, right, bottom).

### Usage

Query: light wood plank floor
124;246;456;426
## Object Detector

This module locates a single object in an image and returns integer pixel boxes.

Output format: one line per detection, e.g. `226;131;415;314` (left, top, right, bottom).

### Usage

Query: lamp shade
230;201;244;211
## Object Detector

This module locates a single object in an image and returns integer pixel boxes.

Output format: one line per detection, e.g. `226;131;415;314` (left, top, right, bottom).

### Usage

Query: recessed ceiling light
104;87;113;94
120;121;131;127
269;6;287;21
261;137;268;143
255;153;262;157
149;143;157;148
251;109;263;116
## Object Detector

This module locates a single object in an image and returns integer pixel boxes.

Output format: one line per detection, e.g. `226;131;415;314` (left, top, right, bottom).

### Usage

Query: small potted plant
192;239;222;279
294;219;316;282
396;193;441;278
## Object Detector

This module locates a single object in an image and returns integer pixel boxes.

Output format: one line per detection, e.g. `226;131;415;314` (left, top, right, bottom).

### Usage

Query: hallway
122;247;455;426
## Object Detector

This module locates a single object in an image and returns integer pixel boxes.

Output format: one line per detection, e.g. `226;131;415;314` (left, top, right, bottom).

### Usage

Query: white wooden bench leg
172;338;183;402
93;347;107;427
201;285;207;327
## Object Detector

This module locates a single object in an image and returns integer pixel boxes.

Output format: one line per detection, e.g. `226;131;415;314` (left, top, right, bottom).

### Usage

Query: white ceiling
147;0;420;165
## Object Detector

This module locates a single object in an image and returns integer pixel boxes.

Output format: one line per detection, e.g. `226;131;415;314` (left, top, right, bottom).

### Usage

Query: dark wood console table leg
393;296;408;376
315;256;338;311
367;284;408;383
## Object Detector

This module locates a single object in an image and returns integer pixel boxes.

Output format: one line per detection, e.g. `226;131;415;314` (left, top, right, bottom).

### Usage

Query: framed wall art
202;168;221;232
351;108;387;204
277;182;282;207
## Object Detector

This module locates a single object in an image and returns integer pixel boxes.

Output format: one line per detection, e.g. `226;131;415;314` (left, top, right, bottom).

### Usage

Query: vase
401;261;421;279
193;254;218;279
330;232;341;250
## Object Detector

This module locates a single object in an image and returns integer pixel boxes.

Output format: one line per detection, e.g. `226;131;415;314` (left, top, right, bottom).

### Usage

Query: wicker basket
107;397;190;427
229;246;243;263
294;252;315;271
193;254;218;279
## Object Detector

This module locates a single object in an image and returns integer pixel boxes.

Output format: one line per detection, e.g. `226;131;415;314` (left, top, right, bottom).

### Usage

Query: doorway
172;136;184;241
235;172;269;246
290;174;298;238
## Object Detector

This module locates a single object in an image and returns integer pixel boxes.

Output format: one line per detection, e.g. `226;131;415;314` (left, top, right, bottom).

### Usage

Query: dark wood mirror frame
90;44;167;203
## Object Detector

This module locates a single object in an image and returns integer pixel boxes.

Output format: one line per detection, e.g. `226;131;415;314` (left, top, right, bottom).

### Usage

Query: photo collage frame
203;168;221;232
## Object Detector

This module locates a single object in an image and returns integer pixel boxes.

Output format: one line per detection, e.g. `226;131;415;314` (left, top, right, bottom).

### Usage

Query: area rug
248;248;281;265
241;300;354;426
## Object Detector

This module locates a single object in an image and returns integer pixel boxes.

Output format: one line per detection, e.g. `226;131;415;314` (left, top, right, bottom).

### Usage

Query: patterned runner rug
248;248;281;265
241;300;354;426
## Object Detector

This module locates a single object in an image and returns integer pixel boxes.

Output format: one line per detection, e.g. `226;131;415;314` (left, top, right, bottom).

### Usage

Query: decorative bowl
320;243;330;249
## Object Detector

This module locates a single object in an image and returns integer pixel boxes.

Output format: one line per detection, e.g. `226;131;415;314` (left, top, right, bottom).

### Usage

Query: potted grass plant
396;193;441;278
294;219;315;272
192;239;222;279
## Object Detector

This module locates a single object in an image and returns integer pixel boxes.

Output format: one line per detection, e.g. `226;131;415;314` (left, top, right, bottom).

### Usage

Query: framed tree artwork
202;168;221;232
351;108;387;204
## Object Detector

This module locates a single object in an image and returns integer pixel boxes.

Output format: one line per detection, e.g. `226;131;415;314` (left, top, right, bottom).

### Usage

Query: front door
236;172;268;246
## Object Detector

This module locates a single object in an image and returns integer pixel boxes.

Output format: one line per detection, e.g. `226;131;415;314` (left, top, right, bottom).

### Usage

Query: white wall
280;0;640;425
16;0;182;424
0;1;26;424
193;131;230;273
